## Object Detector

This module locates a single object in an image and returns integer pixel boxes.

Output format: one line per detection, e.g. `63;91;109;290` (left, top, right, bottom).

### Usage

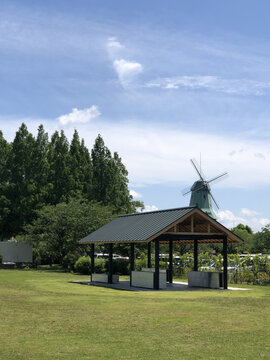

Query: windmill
182;158;228;220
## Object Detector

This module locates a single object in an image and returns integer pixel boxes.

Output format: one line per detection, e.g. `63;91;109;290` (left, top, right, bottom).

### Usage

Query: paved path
72;280;249;291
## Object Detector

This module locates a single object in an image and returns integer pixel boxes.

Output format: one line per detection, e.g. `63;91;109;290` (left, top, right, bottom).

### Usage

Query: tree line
0;123;139;239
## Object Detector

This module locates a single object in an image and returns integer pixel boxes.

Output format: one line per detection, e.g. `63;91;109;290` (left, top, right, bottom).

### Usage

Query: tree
5;123;37;236
21;199;116;266
48;130;73;204
91;134;112;203
69;130;92;199
91;134;133;213
32;125;52;208
253;225;270;253
231;224;255;253
0;130;11;239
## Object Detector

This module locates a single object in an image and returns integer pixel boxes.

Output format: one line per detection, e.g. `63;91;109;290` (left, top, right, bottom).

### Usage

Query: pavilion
79;206;243;290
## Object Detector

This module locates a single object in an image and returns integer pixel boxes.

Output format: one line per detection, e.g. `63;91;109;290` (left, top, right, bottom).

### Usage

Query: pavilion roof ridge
118;206;197;218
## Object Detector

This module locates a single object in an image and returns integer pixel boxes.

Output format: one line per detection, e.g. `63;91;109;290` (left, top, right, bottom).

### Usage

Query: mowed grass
0;271;270;360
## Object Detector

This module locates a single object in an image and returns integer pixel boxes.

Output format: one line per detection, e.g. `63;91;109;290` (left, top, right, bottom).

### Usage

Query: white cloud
57;106;101;126
113;59;143;87
107;37;124;50
146;75;270;96
217;209;270;232
240;208;260;217
142;205;159;212
129;190;142;199
106;37;143;88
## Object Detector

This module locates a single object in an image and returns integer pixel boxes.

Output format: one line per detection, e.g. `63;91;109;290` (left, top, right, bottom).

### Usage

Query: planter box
131;269;167;289
91;273;119;284
188;271;221;289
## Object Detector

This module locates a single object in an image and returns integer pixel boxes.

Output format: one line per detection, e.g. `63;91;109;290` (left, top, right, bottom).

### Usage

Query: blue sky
1;0;270;231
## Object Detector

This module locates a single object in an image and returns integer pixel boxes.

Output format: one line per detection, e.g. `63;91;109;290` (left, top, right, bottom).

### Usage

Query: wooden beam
191;215;194;232
165;232;223;236
158;233;225;242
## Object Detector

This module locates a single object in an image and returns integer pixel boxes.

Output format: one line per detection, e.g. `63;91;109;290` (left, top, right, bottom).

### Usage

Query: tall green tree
0;131;11;239
91;134;132;213
32;125;52;208
69;130;92;199
5;123;37;235
48;130;73;204
91;134;112;203
107;152;133;213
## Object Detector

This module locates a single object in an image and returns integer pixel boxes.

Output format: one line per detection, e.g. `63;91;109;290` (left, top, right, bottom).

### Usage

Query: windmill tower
182;159;228;220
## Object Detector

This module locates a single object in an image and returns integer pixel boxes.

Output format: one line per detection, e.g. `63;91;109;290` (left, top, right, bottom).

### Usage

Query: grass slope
0;270;269;360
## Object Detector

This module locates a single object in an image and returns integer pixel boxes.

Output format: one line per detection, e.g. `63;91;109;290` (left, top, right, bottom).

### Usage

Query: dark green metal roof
79;206;196;244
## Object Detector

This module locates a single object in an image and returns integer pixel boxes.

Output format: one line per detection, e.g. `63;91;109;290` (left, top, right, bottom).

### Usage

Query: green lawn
0;270;269;360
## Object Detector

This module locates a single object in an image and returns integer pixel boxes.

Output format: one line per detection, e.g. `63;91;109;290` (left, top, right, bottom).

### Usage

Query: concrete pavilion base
188;271;222;289
71;280;249;292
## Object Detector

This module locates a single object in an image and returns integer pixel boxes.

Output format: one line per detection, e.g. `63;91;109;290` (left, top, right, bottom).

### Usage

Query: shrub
135;253;147;270
94;258;106;274
62;251;81;272
0;253;3;265
74;257;91;275
254;272;270;285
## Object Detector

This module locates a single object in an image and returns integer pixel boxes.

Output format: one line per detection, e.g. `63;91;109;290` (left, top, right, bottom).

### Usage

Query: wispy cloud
107;37;124;50
57;106;101;126
146;75;270;96
113;59;143;87
106;37;143;88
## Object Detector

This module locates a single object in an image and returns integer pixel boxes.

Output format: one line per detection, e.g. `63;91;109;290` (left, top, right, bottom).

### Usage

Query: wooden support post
90;243;95;282
154;239;160;290
147;242;151;268
194;239;198;271
130;243;135;286
223;235;228;289
168;239;173;283
191;215;194;232
108;243;113;284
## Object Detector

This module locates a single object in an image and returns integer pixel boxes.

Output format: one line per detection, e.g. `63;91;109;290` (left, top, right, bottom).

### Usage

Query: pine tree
5;123;36;235
91;134;112;203
0;131;11;239
91;134;132;213
48;130;73;204
32;125;51;208
69;130;92;199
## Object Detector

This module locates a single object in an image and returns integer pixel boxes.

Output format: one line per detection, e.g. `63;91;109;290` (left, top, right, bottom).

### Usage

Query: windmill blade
190;158;205;181
207;172;228;185
182;186;192;196
210;191;219;209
